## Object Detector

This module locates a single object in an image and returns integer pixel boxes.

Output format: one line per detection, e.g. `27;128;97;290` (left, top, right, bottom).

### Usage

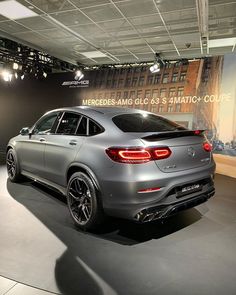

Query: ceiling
0;0;235;66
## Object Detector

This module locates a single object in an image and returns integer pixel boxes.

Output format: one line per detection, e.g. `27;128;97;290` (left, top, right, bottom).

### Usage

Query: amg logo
182;184;200;193
62;80;89;86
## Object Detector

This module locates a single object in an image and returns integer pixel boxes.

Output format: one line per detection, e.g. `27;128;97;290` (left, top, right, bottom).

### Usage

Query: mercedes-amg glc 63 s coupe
7;107;215;230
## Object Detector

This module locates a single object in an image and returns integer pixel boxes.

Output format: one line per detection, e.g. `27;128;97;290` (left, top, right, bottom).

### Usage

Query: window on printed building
176;103;181;112
159;104;164;112
139;76;145;86
132;77;138;87
137;90;142;98
118;79;124;88
116;92;121;99
162;73;169;83
154;74;160;84
147;75;153;85
160;88;166;97
169;88;175;97
145;90;151;98
177;87;184;96
151;105;158;113
130;91;135;99
172;72;178;82
167;104;173;112
124;91;128;98
180;72;187;81
110;92;115;99
126;78;131;87
165;63;172;69
152;89;158;98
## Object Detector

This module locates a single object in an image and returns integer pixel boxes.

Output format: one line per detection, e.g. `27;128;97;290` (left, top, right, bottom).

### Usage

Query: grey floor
0;163;236;295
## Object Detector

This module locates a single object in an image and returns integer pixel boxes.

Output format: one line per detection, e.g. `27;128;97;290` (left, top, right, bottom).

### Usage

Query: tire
67;172;105;231
6;149;22;182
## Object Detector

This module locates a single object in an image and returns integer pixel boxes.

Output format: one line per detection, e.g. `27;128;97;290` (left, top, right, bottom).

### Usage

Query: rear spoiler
142;130;205;141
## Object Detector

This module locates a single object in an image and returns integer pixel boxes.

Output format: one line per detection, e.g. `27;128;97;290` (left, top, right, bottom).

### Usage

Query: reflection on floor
0;164;236;295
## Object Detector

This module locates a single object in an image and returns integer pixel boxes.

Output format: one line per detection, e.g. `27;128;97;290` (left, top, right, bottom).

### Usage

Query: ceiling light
14;72;18;79
150;62;160;73
208;38;236;48
21;74;25;80
2;71;12;82
0;0;38;20
13;62;18;70
81;51;107;58
43;71;47;78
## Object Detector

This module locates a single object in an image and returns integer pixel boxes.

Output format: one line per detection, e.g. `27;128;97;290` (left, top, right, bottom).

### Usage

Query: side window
34;113;59;135
89;119;103;136
76;116;87;136
56;112;81;135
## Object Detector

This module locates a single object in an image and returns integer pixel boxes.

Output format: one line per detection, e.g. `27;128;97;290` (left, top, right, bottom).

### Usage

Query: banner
78;54;236;178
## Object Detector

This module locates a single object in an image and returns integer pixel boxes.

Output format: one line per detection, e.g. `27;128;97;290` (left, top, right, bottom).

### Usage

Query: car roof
49;106;147;118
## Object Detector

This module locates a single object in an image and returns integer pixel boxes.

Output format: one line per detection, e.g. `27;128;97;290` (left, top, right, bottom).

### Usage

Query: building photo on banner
1;0;236;295
75;54;236;178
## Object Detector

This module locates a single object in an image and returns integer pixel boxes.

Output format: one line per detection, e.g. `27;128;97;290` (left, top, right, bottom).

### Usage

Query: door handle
69;140;77;146
39;138;46;142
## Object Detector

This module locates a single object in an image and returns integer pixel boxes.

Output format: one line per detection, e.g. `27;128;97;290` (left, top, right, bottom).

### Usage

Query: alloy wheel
68;177;92;225
7;151;16;179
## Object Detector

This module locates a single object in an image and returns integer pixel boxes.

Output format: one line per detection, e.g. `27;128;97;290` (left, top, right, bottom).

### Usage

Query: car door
18;112;60;176
43;112;87;187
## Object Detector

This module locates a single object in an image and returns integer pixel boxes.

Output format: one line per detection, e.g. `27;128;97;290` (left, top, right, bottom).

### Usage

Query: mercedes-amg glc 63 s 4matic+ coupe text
7;107;215;230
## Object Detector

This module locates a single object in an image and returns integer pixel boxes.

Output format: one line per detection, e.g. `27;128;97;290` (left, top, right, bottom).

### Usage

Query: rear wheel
67;172;105;231
6;149;22;182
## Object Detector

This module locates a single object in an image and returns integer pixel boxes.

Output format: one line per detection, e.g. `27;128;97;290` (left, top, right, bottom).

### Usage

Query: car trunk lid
140;130;211;173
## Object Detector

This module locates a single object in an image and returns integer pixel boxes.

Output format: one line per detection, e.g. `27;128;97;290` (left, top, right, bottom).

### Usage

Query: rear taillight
203;142;212;152
106;147;171;164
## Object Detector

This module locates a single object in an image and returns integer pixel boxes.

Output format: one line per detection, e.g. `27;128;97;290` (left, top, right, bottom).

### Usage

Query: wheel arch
66;163;100;192
6;145;14;153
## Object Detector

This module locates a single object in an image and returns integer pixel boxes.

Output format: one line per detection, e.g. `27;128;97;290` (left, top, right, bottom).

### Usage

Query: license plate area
176;183;202;198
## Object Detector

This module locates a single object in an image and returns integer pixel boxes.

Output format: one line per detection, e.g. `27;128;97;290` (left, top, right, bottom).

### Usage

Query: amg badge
182;184;200;193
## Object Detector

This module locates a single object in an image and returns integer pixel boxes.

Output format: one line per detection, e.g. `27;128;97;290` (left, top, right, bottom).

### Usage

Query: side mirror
20;127;30;136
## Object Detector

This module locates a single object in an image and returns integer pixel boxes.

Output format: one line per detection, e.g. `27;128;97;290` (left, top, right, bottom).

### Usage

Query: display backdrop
0;54;235;177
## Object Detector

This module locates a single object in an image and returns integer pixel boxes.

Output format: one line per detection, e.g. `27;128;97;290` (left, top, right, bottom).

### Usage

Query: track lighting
149;62;160;73
75;69;84;80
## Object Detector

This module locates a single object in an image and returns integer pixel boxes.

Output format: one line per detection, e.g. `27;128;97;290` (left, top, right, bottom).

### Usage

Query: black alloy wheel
6;149;22;182
7;150;16;179
67;172;105;230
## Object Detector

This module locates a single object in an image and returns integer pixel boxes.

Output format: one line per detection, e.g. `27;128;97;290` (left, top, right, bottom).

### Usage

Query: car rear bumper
100;162;216;221
134;187;215;222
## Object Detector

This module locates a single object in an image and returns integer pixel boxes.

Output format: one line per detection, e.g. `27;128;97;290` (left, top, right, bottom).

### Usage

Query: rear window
112;113;185;132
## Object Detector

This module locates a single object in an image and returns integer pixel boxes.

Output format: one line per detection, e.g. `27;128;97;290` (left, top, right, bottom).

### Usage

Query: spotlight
13;62;19;70
149;62;160;73
21;74;25;80
2;71;13;82
43;71;47;78
75;69;84;80
14;72;18;79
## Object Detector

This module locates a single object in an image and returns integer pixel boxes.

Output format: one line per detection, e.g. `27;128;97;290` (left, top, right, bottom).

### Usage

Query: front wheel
67;172;105;231
6;149;22;182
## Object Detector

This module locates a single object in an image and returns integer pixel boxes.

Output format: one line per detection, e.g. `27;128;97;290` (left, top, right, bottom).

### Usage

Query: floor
0;163;236;295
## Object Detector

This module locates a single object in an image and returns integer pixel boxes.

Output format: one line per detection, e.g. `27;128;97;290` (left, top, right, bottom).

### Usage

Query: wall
0;72;78;152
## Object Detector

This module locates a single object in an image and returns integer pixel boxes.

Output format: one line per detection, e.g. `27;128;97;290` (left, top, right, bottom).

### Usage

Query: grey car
7;107;215;230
